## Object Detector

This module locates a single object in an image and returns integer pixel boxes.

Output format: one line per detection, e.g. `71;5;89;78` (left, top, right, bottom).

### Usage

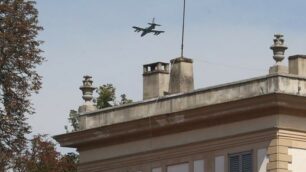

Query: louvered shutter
229;151;252;172
229;155;240;172
242;153;252;172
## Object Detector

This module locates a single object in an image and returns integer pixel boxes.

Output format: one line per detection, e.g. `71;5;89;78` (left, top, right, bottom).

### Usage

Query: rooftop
54;34;306;148
78;73;306;130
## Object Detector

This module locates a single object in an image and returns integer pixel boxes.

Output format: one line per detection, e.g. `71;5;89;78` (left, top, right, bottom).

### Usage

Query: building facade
55;34;306;172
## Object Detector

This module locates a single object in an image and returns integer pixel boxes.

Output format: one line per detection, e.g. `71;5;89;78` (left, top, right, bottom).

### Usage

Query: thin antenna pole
181;0;186;57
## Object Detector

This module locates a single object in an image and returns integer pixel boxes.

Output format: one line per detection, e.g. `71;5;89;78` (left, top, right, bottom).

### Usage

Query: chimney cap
143;62;169;75
143;61;169;67
170;56;193;64
288;54;306;60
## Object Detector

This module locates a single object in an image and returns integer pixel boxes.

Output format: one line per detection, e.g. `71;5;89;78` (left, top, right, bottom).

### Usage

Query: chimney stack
169;57;194;94
143;62;170;100
288;55;306;77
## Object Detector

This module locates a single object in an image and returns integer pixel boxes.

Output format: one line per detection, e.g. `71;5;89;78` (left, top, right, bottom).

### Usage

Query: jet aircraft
133;18;165;37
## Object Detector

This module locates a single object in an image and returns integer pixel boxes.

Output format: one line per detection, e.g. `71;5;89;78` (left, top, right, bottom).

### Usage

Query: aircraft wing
133;26;145;32
151;30;165;35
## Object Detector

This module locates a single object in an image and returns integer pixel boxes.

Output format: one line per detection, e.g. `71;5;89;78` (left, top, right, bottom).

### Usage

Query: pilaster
267;137;292;172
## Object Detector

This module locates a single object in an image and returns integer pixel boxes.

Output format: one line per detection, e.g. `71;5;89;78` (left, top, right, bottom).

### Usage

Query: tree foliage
65;110;79;133
119;94;133;105
16;135;78;172
0;0;44;170
96;84;133;109
67;84;133;132
96;84;116;109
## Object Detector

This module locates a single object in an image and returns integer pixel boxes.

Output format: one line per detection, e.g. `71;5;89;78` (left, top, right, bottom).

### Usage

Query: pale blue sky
30;0;306;152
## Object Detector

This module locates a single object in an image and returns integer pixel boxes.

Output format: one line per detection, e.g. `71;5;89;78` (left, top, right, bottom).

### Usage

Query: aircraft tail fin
148;18;161;26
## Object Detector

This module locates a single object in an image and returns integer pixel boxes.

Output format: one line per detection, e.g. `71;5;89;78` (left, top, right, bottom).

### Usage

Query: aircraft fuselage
141;25;156;37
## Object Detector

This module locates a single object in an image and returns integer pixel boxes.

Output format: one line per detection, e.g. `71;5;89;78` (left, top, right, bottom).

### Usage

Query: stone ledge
288;54;306;60
79;74;306;130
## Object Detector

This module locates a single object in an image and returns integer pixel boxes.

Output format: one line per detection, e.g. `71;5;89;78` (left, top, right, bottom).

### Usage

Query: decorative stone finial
270;34;288;64
79;75;96;103
78;75;97;114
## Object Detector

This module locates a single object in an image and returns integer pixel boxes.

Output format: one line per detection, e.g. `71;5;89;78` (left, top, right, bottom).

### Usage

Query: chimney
78;75;97;113
143;62;170;100
288;55;306;77
169;57;194;94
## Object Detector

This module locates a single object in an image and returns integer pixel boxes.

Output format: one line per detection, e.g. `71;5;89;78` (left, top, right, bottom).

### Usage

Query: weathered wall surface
78;128;272;172
79;74;306;130
79;116;277;163
169;58;194;94
143;73;169;100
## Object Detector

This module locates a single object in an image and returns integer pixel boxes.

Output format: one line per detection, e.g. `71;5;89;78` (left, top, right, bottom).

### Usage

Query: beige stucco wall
78;114;306;172
266;129;306;172
79;116;277;163
79;136;270;172
80;115;306;162
288;148;306;172
67;73;306;172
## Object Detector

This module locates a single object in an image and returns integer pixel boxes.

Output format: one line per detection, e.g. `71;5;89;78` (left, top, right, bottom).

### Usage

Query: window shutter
242;153;252;172
229;151;252;172
229;155;240;172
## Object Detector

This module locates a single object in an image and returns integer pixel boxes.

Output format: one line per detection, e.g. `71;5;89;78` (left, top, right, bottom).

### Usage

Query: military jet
133;18;165;37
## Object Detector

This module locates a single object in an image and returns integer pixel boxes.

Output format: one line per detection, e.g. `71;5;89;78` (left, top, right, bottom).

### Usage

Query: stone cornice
54;93;306;149
77;74;306;130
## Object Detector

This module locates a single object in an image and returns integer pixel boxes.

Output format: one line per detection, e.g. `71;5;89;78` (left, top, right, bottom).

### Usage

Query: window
194;160;204;172
152;167;162;172
229;151;252;172
215;156;225;172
